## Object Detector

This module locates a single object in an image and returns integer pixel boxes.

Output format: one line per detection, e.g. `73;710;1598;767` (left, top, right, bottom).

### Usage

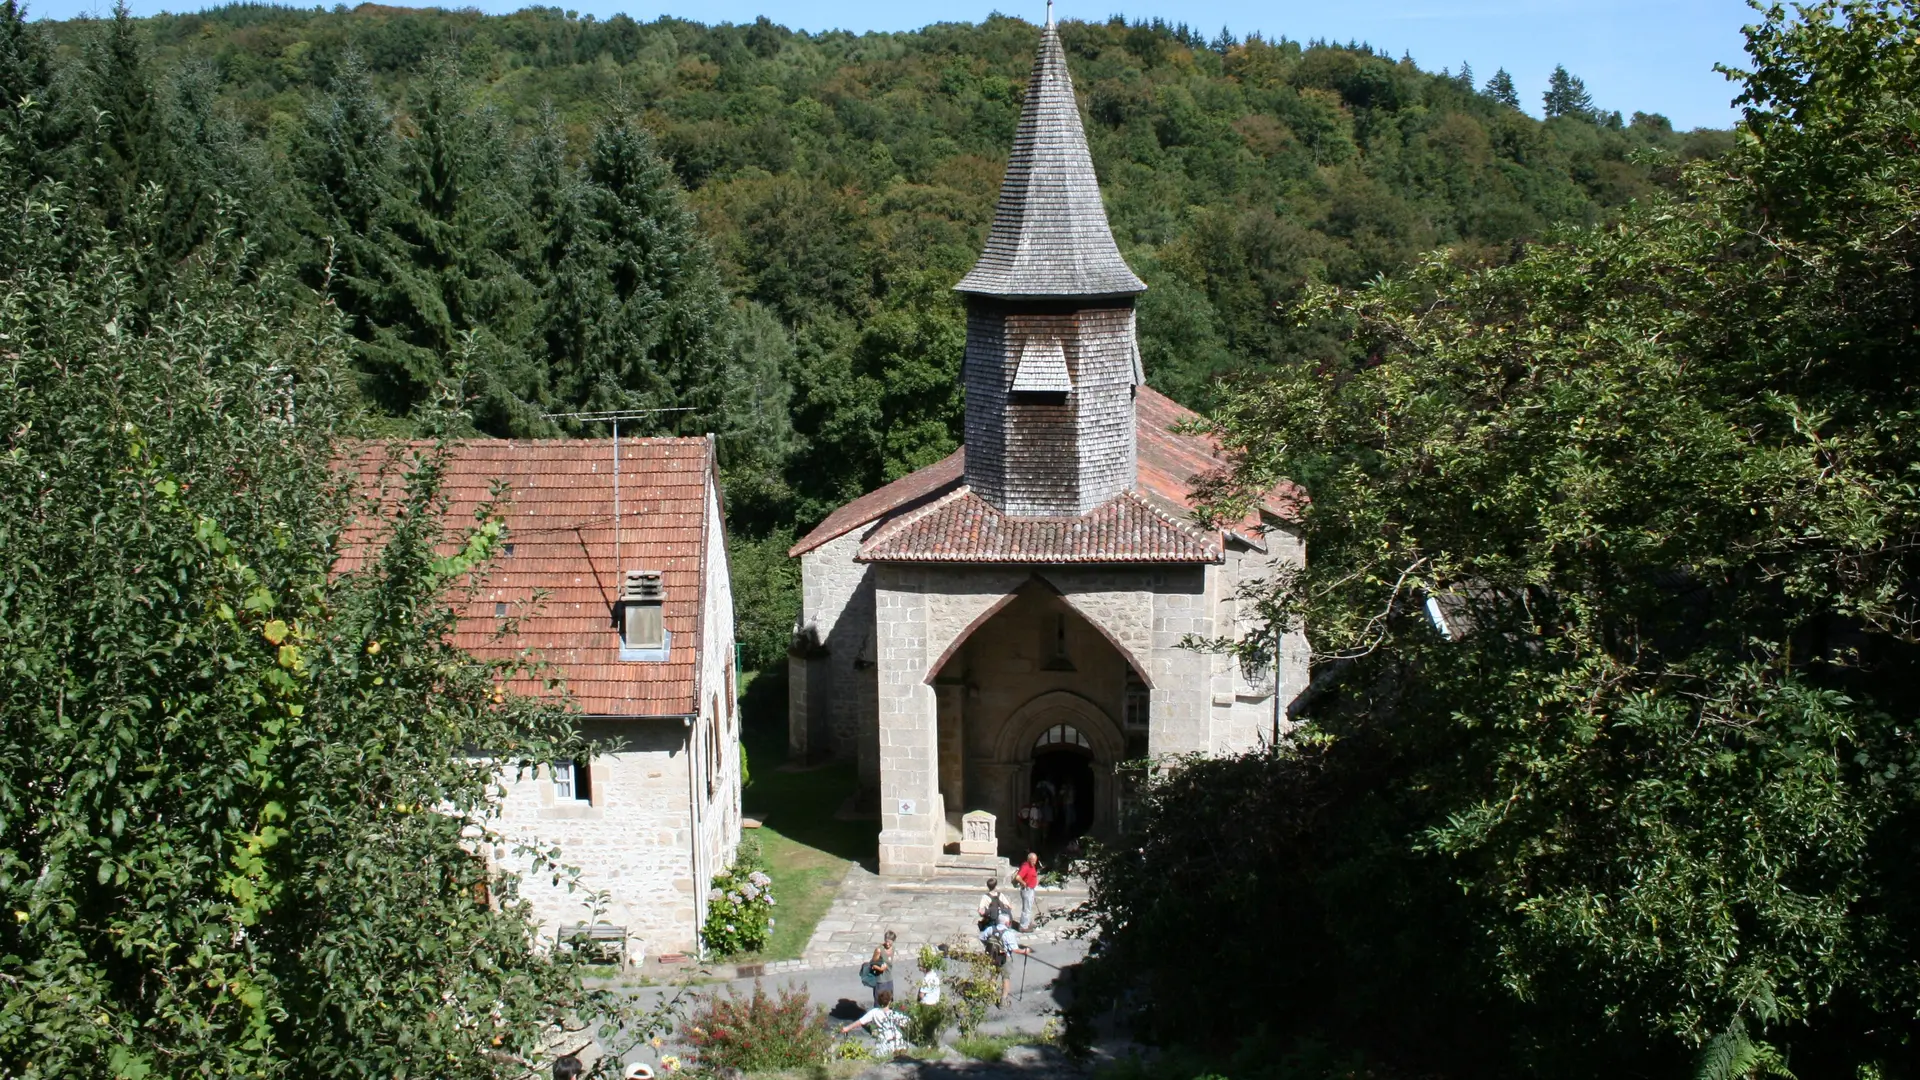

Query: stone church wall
792;530;879;788
871;563;1214;875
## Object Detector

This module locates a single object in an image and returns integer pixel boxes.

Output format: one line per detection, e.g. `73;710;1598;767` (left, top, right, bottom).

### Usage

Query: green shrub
680;981;829;1072
955;1034;1026;1062
936;941;1004;1035
904;1001;953;1047
701;853;776;957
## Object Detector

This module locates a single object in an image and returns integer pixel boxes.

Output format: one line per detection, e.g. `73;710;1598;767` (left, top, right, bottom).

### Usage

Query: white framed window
554;759;591;803
1034;723;1090;751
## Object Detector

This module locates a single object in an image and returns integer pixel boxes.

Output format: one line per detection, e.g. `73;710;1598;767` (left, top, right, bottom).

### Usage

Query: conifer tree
1456;60;1473;91
1542;64;1595;119
1484;67;1520;108
563;118;730;430
0;0;66;184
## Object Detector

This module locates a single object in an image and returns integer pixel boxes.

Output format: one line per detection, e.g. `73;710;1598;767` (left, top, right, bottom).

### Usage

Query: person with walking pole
979;911;1030;1006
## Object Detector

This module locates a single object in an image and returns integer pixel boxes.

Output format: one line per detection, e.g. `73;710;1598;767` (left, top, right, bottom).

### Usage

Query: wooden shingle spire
954;20;1145;300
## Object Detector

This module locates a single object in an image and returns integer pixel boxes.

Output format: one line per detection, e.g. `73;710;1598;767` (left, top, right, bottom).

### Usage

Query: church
787;16;1307;878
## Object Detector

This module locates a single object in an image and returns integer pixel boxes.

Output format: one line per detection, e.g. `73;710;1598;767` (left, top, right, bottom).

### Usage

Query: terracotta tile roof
792;387;1304;563
789;449;965;556
857;487;1219;564
341;438;715;718
953;23;1146;301
1135;386;1307;530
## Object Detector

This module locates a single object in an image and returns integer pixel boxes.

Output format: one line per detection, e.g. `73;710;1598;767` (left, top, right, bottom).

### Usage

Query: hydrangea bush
701;856;776;957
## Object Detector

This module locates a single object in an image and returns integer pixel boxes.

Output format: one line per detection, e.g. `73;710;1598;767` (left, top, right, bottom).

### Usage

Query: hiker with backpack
976;878;1010;933
858;929;896;1008
839;988;910;1057
979;911;1029;1007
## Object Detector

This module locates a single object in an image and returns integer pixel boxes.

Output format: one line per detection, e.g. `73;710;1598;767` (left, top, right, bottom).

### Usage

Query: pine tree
294;50;415;412
1483;67;1519;108
1456;60;1473;91
79;2;164;232
0;0;66;184
1542;64;1595;119
531;117;731;437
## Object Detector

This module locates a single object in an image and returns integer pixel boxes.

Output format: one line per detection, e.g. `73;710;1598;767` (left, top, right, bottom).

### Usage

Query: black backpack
977;892;1010;932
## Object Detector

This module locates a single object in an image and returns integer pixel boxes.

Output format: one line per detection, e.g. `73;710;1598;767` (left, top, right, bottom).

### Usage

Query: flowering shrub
680;982;829;1072
701;855;776;957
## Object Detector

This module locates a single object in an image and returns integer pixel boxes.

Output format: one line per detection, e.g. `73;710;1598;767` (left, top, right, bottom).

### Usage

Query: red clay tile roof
342;438;715;718
857;488;1219;564
789;449;965;556
790;386;1304;561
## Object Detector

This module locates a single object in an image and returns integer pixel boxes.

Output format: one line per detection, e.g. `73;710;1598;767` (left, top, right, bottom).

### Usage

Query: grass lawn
727;670;876;965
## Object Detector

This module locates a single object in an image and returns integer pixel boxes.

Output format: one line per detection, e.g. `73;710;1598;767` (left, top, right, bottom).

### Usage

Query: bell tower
955;14;1146;517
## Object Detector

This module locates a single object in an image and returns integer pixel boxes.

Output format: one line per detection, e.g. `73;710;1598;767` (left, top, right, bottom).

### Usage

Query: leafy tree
0;185;615;1074
1082;2;1920;1077
1542;63;1595;118
1483;66;1519;107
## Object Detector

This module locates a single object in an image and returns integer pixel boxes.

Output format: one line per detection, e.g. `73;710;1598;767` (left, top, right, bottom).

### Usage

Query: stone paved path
802;866;1088;971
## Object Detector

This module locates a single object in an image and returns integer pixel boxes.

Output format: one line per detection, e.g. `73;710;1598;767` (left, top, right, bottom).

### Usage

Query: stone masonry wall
488;477;742;959
871;563;1210;875
696;480;742;914
1209;524;1310;754
793;530;879;789
490;722;698;960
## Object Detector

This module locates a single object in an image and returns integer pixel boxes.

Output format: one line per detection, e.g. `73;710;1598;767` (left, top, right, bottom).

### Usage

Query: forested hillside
5;0;1729;664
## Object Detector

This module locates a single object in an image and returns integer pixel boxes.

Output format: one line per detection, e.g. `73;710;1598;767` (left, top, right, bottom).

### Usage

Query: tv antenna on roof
542;407;697;599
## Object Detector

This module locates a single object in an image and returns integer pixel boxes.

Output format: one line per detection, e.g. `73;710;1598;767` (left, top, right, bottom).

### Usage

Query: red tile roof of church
341;438;715;718
788;386;1304;560
856;488;1219;564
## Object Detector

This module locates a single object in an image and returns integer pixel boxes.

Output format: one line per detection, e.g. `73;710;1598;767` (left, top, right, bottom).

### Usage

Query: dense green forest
4;0;1729;666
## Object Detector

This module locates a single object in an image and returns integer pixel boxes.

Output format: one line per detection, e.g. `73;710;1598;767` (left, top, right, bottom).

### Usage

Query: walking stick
1018;950;1029;1000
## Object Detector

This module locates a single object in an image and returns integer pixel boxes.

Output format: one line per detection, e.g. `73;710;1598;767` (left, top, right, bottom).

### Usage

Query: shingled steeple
954;18;1145;300
958;15;1146;518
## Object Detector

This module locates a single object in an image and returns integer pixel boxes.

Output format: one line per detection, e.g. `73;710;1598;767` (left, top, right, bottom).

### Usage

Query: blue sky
31;0;1759;131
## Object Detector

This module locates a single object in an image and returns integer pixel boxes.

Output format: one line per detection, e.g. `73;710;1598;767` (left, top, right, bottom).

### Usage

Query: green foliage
1542;63;1595;119
0;174;633;1073
680;981;830;1072
701;858;776;958
954;1033;1027;1062
903;1000;953;1047
30;6;1723;529
938;943;1004;1035
1082;2;1920;1077
1483;67;1519;109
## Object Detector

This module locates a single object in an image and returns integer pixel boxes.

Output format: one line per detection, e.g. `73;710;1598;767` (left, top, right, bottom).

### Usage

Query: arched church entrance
926;579;1143;857
1026;724;1097;856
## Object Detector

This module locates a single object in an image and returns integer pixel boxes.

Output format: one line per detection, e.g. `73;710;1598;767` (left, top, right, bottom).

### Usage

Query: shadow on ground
742;667;877;867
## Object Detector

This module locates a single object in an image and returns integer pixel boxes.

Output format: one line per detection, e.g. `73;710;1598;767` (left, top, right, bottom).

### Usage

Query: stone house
353;437;741;961
787;18;1307;878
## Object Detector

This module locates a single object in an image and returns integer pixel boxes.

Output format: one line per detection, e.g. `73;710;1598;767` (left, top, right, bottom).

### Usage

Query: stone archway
993;691;1126;847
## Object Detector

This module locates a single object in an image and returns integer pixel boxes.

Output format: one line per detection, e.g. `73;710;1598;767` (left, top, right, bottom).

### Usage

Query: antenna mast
541;407;698;593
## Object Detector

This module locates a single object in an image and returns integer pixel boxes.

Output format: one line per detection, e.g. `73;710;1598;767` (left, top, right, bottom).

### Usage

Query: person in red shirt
1015;851;1040;931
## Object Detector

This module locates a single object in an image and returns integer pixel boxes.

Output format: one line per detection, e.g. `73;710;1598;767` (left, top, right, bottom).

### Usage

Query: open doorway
1024;723;1097;858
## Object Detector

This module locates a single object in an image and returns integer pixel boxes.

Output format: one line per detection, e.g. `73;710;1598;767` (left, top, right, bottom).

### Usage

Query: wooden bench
558;922;629;967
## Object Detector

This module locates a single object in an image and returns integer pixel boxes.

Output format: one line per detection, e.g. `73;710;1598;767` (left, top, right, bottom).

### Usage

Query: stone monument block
960;810;998;856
